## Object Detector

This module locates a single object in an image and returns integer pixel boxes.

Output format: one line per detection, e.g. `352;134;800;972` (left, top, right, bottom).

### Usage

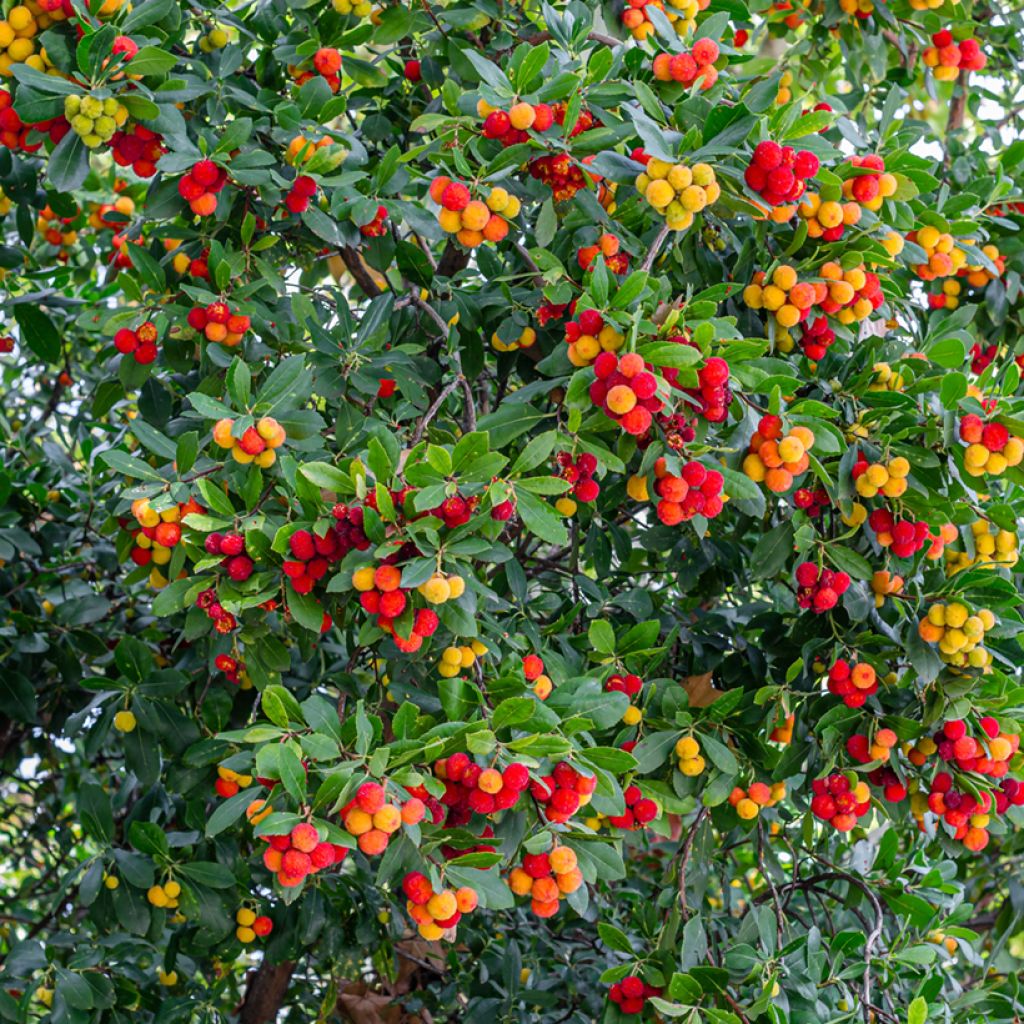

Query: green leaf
13;304;61;363
514;488;568;545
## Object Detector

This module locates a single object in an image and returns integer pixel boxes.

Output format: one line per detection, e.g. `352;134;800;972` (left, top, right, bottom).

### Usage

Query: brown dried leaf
682;671;726;708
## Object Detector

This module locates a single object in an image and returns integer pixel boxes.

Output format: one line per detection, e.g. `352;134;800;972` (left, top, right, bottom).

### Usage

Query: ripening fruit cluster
871;569;904;607
817;262;884;323
675;735;705;776
187;300;251;348
479;99;555;146
959;415;1024;477
810;774;872;832
195;586;238;632
577;233;629;274
742;414;815;493
35;205;78;258
668;351;731;422
793;485;830;517
826;658;878;708
946;519;1018;574
918;602;996;670
553;452;600;517
0;5;50;77
214;653;250;687
609;976;664;1016
0;89;68;150
923;29;986;81
213;415;286;467
261;823;348;887
606;672;644;725
530;149;602;203
308;46;342;91
508;845;583;917
177;159;229;217
842;154;897;210
433;754;530;824
523;654;553;700
359;203;388;237
795;561;851;613
907;225;967;281
147;879;182;908
634;156;719;231
436;640;488;679
624;0;709;38
852;452;911;498
283;175;317;214
770;713;794;744
428;176;517;248
491;325;536;352
794;190;862;240
203;531;256;583
728;781;785;820
287;134;332;165
929;279;962;310
418;572;465;605
867;509;954;560
341;781;425;856
869;361;907;393
215;764;253;799
846;727;899;764
332;0;372;15
742;265;815;329
235;907;273;943
531;761;597;823
590;351;664;436
960;243;1004;288
744;140;819;208
63;94;128;148
352;564;440;653
425;492;477;529
126;497;197;571
564;308;624;366
649;455;725;525
113;320;159;365
402;872;478;940
111;124;164;176
651;38;721;90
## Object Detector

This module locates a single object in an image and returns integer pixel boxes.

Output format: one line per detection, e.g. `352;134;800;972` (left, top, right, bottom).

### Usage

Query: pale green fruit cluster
198;23;230;51
63;94;128;148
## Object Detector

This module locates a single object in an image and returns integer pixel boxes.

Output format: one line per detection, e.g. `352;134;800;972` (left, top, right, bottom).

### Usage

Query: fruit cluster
283;174;317;214
214;653;249;687
109;124;164;176
607;784;659;830
215;764;252;798
852;453;910;499
959;414;1024;477
352;563;440;653
634;156;720;231
491;325;537;352
284;527;347;593
424;492;478;529
960;243;1004;288
286;134;332;165
795;561;851;613
0;89;67;150
742;415;815;493
195;587;238;633
795;192;862;241
651;38;721;90
728;781;785;819
341;781;424;855
590;351;663;436
845;727;898;763
418;572;466;605
126;497;198;572
480;100;555;146
744;140;819;207
212;415;286;467
793;485;830;517
178;159;229;217
608;976;664;1016
675;735;705;776
770;713;794;744
794;316;835;362
523;654;553;700
826;658;878;707
946;519;1018;573
606;672;643;725
113;320;159;365
842;155;897;211
867;509;951;560
235;907;273;943
670;351;731;423
187;300;252;347
742;265;816;328
564;308;625;366
531;761;597;823
436;640;488;679
651;455;725;525
917;602;995;670
309;46;342;91
146;879;182;908
922;30;986;81
359;204;388;237
870;570;904;607
553;452;600;518
929;279;962;310
203;531;256;583
907;225;967;281
64;94;129;148
528;149;601;203
261;823;348;887
507;845;583;917
810;774;872;831
434;754;529;825
577;233;629;274
198;22;230;50
428;176;517;248
402;872;478;940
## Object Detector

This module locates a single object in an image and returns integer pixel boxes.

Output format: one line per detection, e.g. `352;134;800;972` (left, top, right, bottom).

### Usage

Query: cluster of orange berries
563;309;625;367
917;601;995;670
826;658;878;708
286;134;332;165
402;872;478;940
125;497;200;572
651;38;721;90
261;823;348;888
923;30;986;81
186;301;251;347
907;225;967;281
36;205;78;259
351;563;440;653
436;640;488;679
508;845;583;918
795;191;864;241
959;415;1024;477
960;244;1004;288
523;654;553;700
113;320;159;365
851;452;910;499
846;727;898;764
479;99;555;146
213;416;286;468
622;0;709;39
301;47;342;91
341;781;425;855
214;764;252;798
177;159;229;217
742;414;815;493
769;713;794;744
491;325;537;352
842;155;897;210
428;176;517;248
870;570;905;607
648;455;726;525
234;907;273;943
729;781;785;820
577;233;629;274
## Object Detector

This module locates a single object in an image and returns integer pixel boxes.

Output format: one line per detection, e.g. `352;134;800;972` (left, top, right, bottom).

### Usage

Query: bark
238;959;296;1024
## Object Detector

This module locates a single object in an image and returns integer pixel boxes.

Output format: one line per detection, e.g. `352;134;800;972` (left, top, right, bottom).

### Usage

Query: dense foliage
2;0;1024;1021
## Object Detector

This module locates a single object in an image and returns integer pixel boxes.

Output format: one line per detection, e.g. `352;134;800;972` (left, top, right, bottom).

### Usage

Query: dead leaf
682;671;726;708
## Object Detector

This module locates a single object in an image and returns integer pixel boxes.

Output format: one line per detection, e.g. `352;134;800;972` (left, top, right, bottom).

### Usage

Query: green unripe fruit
82;134;104;148
71;114;94;136
102;97;120;115
64;94;81;116
81;96;103;118
209;27;229;47
94;116;116;138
